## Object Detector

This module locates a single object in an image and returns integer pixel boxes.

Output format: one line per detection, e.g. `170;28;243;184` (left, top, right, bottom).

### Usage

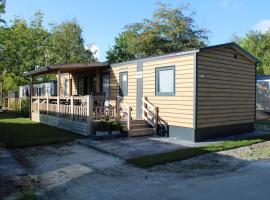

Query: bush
20;97;30;118
110;120;122;131
94;120;111;131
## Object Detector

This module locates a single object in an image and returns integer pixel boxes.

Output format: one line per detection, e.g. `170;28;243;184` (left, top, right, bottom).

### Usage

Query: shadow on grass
128;134;270;168
0;113;85;148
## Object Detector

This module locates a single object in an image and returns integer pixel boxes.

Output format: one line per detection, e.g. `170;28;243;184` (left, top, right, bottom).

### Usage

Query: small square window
119;72;128;96
155;66;175;96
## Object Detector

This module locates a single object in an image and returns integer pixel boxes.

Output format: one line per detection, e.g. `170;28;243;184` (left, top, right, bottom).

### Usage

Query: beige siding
59;73;69;96
197;47;256;128
109;63;137;118
143;54;195;128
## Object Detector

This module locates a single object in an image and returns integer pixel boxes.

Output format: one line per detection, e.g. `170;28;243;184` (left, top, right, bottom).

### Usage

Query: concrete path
78;137;210;159
2;142;270;200
78;130;264;159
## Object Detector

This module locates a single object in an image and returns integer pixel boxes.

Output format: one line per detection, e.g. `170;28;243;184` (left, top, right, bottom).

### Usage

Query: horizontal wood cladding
143;54;195;128
197;46;256;128
109;63;137;118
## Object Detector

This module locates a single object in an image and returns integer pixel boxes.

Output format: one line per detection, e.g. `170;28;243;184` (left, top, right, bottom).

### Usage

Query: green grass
0;112;84;148
128;134;270;168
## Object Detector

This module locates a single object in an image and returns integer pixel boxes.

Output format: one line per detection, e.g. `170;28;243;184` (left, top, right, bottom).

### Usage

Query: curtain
158;69;174;93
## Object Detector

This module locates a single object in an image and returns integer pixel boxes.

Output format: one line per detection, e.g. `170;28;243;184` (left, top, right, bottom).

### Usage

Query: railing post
127;106;132;136
46;96;49;116
116;96;120;120
57;96;60;126
154;106;159;135
87;95;93;135
37;96;40;114
143;96;147;119
70;96;74;119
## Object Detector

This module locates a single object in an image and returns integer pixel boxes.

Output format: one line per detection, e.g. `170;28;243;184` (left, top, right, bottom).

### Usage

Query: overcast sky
4;0;270;61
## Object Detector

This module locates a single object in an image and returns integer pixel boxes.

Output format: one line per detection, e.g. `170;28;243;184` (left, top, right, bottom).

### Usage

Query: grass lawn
0;112;84;148
128;120;270;168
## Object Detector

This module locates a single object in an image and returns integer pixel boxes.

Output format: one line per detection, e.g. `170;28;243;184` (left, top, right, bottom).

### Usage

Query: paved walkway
78;131;264;159
78;136;196;159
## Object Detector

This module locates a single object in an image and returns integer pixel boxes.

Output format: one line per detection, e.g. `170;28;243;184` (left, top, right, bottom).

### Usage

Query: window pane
158;69;174;93
64;79;69;96
120;72;128;96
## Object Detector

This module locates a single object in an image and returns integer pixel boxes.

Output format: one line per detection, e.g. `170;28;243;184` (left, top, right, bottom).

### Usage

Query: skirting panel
195;123;255;142
168;122;255;142
36;114;90;136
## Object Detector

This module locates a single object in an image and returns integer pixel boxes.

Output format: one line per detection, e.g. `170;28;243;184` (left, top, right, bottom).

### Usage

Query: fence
31;95;119;136
0;97;22;111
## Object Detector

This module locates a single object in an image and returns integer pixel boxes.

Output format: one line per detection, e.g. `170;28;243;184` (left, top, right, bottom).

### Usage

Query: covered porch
23;62;137;137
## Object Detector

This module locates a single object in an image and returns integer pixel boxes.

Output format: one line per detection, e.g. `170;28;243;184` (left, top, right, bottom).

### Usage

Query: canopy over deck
23;62;110;77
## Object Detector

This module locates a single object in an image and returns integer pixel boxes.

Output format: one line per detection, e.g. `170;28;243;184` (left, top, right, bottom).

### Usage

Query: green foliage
94;120;111;131
0;0;5;24
110;120;122;131
0;12;96;93
107;3;208;63
48;20;96;64
233;31;270;74
94;120;122;131
0;112;83;148
20;97;30;117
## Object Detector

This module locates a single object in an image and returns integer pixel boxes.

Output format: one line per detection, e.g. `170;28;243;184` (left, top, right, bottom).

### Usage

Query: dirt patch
221;140;270;160
0;175;42;199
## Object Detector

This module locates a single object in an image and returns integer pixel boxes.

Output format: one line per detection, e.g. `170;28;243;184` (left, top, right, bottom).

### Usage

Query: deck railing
31;95;119;135
142;96;159;134
116;96;132;131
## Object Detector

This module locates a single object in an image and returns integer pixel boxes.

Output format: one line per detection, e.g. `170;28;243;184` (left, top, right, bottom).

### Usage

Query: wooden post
57;96;60;124
86;95;93;135
29;76;33;120
154;107;159;135
37;96;40;114
46;96;49;115
57;70;61;97
69;73;72;96
116;96;120;120
143;96;147;119
70;96;74;119
127;106;132;137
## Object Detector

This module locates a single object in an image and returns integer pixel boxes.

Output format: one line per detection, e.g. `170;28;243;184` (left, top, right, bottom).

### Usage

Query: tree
0;0;5;24
107;3;208;63
233;31;270;74
48;20;96;64
0;14;97;93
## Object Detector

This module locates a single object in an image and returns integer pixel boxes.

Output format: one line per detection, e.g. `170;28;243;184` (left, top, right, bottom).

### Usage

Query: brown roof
23;62;110;76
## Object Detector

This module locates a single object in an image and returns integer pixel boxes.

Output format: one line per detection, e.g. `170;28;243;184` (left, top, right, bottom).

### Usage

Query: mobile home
24;42;258;142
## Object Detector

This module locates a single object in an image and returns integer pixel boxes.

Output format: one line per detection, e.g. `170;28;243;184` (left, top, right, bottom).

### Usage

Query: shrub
94;120;111;131
110;120;122;131
20;97;30;118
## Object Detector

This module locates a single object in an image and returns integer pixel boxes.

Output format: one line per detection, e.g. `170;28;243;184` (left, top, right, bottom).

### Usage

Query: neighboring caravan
19;81;57;98
24;42;258;142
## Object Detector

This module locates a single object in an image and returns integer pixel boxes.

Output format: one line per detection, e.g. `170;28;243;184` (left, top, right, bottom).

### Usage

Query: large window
119;72;128;96
155;66;175;96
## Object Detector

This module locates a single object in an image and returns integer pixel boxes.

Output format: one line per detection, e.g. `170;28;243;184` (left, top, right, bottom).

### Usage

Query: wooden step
122;123;150;131
131;119;147;124
128;128;154;137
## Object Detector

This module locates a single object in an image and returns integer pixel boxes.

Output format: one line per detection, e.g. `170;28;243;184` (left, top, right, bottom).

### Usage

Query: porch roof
23;62;110;76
